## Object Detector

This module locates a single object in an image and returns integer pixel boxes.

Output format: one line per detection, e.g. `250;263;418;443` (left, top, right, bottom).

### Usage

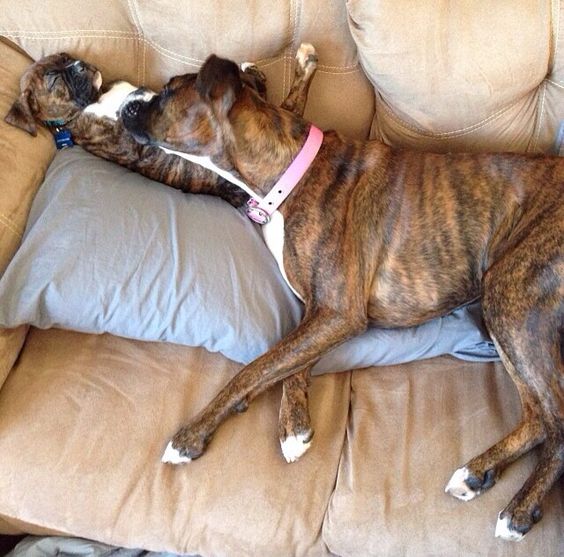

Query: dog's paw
240;62;267;97
280;430;314;463
295;43;318;78
494;505;543;542
495;514;525;541
162;441;192;464
161;424;210;464
445;466;496;501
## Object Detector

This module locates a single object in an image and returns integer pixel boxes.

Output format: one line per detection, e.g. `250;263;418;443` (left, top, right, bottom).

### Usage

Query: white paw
161;441;192;464
240;62;255;72
296;43;317;67
445;467;478;501
280;432;312;463
495;513;524;542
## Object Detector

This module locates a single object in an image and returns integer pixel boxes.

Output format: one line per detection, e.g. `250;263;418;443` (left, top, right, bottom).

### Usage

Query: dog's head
5;52;102;136
121;55;250;156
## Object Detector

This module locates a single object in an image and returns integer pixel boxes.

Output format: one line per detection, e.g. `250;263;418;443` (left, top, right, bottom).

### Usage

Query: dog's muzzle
122;99;143;120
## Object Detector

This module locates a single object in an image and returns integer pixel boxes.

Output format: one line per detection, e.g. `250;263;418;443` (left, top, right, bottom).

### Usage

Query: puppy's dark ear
196;55;243;114
5;89;38;136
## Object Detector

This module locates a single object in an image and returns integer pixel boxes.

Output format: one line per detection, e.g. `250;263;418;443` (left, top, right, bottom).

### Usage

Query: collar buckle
245;124;323;225
246;199;271;224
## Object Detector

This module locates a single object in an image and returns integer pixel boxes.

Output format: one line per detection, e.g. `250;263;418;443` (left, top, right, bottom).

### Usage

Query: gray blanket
8;536;188;557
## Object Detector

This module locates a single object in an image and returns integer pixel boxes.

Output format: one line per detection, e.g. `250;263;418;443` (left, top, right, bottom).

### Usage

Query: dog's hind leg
490;332;563;541
445;345;546;503
447;213;564;540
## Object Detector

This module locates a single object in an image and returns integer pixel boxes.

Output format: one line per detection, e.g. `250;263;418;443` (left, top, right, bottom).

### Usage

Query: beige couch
0;1;562;555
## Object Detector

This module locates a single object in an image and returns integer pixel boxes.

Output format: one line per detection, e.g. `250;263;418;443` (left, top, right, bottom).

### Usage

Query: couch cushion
0;327;349;556
323;357;564;556
347;0;563;153
0;0;375;140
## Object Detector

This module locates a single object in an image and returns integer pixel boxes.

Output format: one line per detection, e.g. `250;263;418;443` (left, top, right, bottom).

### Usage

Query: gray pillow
0;148;498;374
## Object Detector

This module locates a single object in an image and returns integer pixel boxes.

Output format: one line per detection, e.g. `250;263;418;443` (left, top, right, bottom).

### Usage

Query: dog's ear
196;55;243;114
5;89;38;136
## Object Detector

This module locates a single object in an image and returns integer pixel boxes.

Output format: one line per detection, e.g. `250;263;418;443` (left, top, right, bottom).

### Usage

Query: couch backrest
348;0;564;153
1;0;562;149
0;0;375;140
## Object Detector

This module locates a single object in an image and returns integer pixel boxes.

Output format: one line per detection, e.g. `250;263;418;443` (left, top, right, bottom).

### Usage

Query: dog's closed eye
45;71;61;91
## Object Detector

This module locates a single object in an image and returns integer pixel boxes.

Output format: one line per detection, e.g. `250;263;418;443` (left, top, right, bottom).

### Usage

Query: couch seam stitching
377;92;532;139
532;80;548;151
547;77;564;88
0;214;23;239
126;0;142;85
128;0;146;85
1;33;140;41
1;29;362;73
0;29;137;35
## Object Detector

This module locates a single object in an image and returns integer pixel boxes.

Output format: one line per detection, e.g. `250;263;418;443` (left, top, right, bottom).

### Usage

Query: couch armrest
0;39;54;390
0;38;54;274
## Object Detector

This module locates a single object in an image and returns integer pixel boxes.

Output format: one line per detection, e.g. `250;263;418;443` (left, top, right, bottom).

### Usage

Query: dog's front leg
162;309;366;463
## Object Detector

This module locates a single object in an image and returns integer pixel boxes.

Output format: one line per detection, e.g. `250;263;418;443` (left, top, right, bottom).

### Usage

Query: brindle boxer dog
121;45;563;541
4;48;320;463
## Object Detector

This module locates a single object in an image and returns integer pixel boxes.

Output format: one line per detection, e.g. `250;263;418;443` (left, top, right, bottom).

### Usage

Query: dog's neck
224;96;311;197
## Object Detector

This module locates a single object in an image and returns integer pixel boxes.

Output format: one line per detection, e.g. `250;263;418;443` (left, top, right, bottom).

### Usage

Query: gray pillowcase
0;148;498;374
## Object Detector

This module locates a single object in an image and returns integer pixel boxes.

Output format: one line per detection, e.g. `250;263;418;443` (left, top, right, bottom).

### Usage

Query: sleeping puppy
5;49;319;463
4;52;271;206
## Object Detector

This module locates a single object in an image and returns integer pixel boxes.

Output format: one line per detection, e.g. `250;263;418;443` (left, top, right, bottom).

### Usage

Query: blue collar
44;118;68;127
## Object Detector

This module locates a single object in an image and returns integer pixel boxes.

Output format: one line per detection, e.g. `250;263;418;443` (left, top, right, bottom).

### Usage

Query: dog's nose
123;100;141;119
66;60;85;73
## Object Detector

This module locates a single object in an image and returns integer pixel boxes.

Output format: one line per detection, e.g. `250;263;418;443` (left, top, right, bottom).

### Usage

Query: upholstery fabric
0;328;349;556
323;358;564;556
347;0;564;153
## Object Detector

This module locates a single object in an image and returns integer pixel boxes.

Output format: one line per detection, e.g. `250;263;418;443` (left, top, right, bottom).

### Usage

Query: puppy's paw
494;504;542;541
240;62;267;97
495;512;528;541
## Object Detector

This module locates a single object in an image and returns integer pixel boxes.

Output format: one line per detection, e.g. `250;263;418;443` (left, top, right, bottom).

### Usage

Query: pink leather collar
246;124;323;224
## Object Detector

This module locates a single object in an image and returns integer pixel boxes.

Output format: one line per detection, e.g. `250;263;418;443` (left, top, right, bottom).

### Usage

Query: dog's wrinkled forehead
29;53;77;81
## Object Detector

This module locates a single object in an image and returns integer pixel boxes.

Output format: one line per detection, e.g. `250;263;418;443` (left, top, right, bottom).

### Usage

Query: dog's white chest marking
160;146;301;299
84;81;138;121
262;212;302;300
